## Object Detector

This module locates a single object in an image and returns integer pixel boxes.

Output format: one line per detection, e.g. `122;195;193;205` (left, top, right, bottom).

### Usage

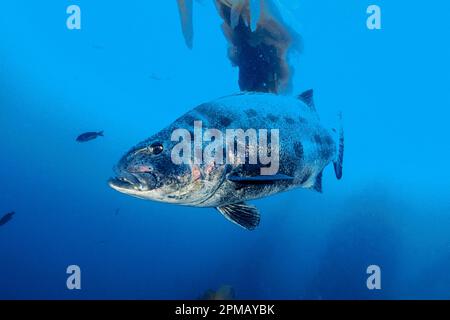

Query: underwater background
1;0;450;299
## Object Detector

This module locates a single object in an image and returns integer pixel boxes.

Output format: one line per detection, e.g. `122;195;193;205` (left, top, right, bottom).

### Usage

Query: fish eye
149;142;163;155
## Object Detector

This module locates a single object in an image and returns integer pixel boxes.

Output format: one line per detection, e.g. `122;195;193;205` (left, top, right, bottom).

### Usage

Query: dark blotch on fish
245;109;258;117
294;142;304;159
323;135;334;146
284;116;295;125
198;104;233;127
320;137;334;159
0;211;15;227
195;103;213;115
313;134;322;144
267;114;279;122
76;131;104;143
218;115;232;127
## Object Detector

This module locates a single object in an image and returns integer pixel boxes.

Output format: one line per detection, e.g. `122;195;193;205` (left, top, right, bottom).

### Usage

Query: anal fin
313;171;323;193
216;202;260;230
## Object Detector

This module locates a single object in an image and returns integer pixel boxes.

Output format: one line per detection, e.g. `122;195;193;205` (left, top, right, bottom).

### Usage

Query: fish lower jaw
108;177;149;193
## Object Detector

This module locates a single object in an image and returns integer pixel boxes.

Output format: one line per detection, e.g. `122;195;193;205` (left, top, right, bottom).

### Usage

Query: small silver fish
109;90;344;230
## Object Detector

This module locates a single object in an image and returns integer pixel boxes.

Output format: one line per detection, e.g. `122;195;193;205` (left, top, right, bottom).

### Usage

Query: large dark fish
76;131;104;142
108;90;344;230
0;211;15;227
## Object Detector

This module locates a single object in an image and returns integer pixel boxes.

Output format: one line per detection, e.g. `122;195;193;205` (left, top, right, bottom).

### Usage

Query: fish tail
333;112;344;180
98;131;104;137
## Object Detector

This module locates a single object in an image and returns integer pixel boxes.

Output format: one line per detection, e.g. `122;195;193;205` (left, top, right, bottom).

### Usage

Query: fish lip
108;176;135;190
109;171;158;192
110;163;140;187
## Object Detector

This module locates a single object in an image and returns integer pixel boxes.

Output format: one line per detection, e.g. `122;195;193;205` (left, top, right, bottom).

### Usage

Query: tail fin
333;113;344;180
98;131;104;137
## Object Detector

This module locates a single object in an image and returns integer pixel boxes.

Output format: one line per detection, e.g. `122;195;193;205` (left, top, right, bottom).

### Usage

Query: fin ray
216;202;260;230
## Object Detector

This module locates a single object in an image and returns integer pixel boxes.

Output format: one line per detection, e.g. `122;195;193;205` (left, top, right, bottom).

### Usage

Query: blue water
1;1;449;299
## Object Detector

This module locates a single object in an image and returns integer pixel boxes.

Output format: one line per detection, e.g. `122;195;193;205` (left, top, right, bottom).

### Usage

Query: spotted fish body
109;91;344;230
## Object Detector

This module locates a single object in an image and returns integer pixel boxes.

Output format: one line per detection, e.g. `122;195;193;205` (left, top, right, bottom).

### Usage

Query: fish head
109;129;224;205
109;131;194;203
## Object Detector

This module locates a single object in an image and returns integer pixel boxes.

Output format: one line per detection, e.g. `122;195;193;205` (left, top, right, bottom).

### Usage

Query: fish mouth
108;169;158;193
108;176;137;191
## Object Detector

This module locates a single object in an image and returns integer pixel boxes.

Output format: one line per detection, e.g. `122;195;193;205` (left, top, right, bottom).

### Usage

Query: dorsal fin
298;89;316;112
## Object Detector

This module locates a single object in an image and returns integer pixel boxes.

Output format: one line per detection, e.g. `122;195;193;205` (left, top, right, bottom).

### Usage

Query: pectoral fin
216;202;260;230
227;174;294;184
